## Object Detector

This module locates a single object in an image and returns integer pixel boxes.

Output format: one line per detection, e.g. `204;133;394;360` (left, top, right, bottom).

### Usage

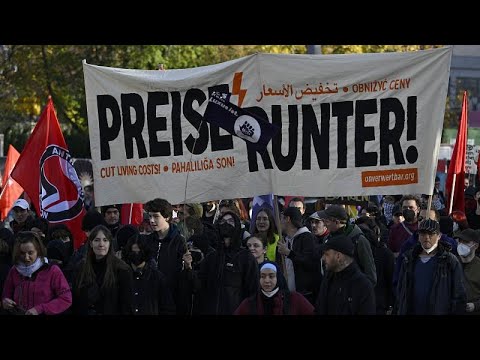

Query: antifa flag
203;91;280;152
11;98;86;249
0;145;23;220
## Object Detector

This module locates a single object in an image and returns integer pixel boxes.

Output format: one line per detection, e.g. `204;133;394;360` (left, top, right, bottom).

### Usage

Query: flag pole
273;195;288;277
426;195;433;219
448;173;457;214
128;203;133;224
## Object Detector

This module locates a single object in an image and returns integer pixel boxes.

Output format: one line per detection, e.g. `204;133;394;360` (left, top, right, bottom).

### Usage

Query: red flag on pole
0;145;24;220
121;203;144;226
10;98;86;249
446;91;468;214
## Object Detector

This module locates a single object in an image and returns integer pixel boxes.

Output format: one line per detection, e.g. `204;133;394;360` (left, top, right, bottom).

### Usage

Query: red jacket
234;290;314;315
2;263;72;315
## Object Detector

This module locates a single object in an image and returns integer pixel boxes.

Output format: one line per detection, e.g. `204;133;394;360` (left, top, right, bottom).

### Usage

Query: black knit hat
101;204;121;216
116;225;139;250
321;234;354;257
82;210;106;232
47;239;68;263
418;219;440;234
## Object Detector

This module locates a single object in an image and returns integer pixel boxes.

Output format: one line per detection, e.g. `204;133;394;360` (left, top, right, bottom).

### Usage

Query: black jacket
72;256;133;315
315;262;376;315
131;260;175;315
146;224;186;305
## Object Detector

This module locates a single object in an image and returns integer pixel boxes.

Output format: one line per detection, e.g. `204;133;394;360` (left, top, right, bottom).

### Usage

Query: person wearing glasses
2;231;72;315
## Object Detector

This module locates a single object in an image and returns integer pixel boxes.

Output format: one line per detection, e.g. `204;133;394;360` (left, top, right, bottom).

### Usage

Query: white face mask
421;242;438;254
453;222;459;233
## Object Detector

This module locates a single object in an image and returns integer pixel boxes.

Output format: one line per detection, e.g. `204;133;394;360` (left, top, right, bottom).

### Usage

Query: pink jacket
2;263;72;315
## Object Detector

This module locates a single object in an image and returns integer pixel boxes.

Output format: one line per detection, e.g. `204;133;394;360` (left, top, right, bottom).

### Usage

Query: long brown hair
75;225;124;290
253;207;278;245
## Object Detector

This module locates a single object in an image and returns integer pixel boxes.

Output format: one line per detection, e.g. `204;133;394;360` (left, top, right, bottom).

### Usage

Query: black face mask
402;209;416;222
218;222;235;238
128;252;145;266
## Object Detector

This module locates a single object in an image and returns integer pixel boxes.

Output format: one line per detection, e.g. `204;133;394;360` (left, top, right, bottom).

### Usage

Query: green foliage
0;45;446;157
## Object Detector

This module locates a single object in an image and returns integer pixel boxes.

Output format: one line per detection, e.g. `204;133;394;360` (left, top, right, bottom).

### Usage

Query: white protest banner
83;47;452;206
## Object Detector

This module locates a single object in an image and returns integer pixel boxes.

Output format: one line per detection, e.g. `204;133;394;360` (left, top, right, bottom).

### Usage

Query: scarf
261;287;280;298
15;257;46;278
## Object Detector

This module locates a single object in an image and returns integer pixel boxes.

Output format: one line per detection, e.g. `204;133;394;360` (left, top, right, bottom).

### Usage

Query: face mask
218;222;235;238
421;242;438;254
457;243;472;257
453;222;459;233
402;209;416;222
128;252;145;266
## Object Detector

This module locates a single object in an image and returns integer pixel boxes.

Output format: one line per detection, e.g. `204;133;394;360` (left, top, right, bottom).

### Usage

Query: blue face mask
457;243;472;257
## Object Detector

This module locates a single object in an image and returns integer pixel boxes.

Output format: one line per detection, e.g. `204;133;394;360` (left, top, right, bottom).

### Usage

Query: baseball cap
309;211;324;221
11;199;29;211
418;219;440;234
455;228;480;243
317;205;348;221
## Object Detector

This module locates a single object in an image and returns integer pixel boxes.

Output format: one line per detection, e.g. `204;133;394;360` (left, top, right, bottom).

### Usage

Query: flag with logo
203;91;280;152
11;98;86;249
0;145;24;220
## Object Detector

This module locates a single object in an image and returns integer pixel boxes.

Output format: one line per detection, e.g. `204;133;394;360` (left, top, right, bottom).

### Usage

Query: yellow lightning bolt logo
232;72;247;107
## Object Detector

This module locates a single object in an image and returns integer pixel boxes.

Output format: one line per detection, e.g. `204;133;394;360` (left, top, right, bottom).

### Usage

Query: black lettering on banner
208;85;233;151
97;95;122;160
302;103;329;170
245;106;274;172
406;96;418;164
147;92;171;157
171;91;183;156
355;99;378;167
332;101;353;168
121;93;147;159
272;105;297;171
184;89;209;155
380;98;405;165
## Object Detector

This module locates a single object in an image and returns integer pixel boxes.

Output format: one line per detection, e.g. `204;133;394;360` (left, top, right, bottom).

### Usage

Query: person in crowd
394;219;466;315
393;207;458;289
195;211;258;314
355;216;395;314
2;231;72;315
177;203;203;239
46;224;75;284
83;184;96;211
72;225;133;315
122;234;175;315
101;204;121;238
454;229;480;314
30;217;50;247
0;228;14;312
9;199;34;234
453;210;470;234
144;198;186;308
288;197;307;225
246;234;268;265
390;204;404;227
278;207;317;304
381;195;396;226
251;207;279;262
219;199;251;242
388;195;421;257
318;205;377;286
115;225;139;259
234;262;314;315
315;234;375;315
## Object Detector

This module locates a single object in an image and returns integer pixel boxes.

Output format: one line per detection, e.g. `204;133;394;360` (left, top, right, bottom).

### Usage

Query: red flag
446;91;468;213
0;145;24;220
11;98;86;249
121;203;144;226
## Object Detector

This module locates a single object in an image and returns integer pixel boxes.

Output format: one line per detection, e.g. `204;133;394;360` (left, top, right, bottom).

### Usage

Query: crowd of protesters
1;175;480;316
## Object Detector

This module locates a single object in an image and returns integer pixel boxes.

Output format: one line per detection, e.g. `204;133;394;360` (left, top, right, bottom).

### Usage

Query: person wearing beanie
315;234;375;315
115;225;139;258
395;219;466;315
317;204;377;287
234;262;314;315
101;204;121;238
278;206;317;305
